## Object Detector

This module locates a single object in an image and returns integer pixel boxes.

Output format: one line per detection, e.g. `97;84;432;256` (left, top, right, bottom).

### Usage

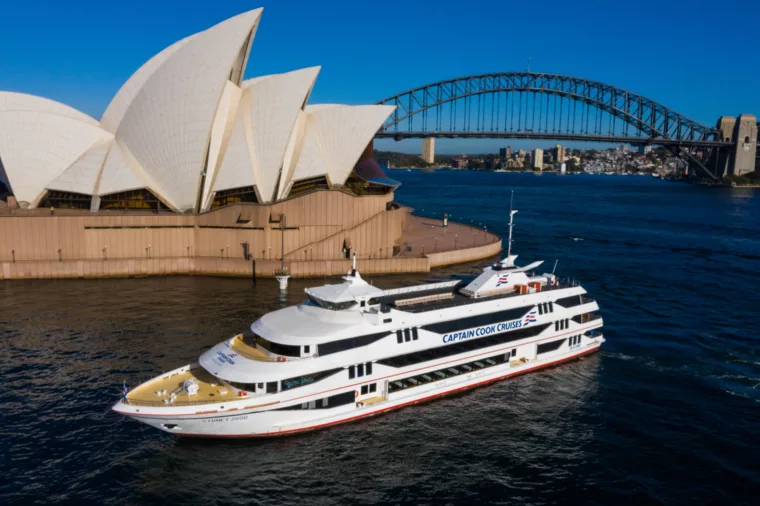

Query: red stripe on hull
176;345;601;439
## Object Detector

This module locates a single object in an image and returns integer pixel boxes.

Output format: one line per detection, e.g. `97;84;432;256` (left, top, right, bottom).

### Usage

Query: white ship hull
114;337;603;438
113;210;606;438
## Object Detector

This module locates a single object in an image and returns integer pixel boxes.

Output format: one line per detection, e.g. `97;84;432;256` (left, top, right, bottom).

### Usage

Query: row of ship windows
348;362;373;379
388;350;517;394
378;323;550;368
232;313;599;396
569;335;582;346
538;302;554;315
397;328;419;343
275;383;378;412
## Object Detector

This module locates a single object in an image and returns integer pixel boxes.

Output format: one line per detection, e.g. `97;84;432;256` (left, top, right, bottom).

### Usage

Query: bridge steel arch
376;72;731;179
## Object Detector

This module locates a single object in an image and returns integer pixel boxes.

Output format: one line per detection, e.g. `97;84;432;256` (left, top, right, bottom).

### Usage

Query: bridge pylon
422;138;435;164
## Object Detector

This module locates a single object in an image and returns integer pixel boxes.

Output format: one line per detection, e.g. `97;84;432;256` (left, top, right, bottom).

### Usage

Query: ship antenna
506;191;517;261
552;259;558;274
352;252;357;276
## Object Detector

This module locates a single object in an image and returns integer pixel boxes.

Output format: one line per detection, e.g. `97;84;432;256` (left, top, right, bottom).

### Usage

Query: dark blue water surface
2;172;759;505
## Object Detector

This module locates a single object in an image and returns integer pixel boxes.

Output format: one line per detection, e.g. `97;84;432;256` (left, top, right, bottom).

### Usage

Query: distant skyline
1;0;757;154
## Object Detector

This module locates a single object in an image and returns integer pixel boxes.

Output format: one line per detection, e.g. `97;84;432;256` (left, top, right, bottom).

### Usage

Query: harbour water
2;172;759;505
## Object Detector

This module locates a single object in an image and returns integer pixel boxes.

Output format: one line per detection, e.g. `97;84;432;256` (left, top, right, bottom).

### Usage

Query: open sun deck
127;367;241;406
228;334;277;362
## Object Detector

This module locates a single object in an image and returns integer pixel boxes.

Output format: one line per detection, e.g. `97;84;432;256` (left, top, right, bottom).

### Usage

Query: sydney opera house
0;9;500;280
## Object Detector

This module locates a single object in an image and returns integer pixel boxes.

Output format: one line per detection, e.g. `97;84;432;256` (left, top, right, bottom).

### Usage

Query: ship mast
506;191;518;265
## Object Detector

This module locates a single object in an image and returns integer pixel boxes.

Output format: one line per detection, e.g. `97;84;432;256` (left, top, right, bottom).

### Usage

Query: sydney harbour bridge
375;72;758;180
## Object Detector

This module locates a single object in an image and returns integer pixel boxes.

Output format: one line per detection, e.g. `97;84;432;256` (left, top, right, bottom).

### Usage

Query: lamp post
274;214;290;291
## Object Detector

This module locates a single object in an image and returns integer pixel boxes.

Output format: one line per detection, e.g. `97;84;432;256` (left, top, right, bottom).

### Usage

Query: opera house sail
0;8;503;281
0;8;396;213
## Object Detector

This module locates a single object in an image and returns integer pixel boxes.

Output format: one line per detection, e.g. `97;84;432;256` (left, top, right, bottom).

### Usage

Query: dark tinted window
254;335;301;357
422;306;531;335
366;362;372;375
412;328;419;340
318;331;390;356
281;368;342;391
378;324;550;368
275;390;356;411
357;363;364;377
348;366;355;379
555;295;582;308
537;339;565;354
266;381;278;393
396;331;403;344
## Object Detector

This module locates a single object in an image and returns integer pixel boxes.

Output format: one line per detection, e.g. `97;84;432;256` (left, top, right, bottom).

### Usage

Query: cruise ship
113;209;604;437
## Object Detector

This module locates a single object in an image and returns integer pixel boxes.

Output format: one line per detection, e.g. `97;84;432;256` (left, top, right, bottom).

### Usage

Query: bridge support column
732;114;757;176
714;116;736;178
422;137;435;164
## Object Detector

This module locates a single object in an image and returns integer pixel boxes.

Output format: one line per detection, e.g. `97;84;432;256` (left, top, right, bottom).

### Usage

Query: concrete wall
0;190;396;264
0;189;504;280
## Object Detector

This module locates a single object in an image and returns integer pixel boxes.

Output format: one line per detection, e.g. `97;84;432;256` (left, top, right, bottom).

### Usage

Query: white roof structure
0;8;394;211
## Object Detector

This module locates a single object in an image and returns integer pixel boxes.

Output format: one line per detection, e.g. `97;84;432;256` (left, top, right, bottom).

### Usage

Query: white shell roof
113;9;262;211
211;67;320;204
46;139;112;195
289;104;395;189
0;8;396;210
0;110;110;204
0;91;99;126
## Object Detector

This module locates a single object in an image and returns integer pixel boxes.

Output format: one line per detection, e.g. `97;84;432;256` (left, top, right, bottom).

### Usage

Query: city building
499;147;512;160
0;8;501;280
532;149;543;170
639;145;653;155
553;145;566;163
451;156;468;169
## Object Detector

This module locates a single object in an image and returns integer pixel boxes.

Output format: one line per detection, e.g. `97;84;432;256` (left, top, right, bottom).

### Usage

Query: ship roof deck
378;280;569;313
127;368;241;407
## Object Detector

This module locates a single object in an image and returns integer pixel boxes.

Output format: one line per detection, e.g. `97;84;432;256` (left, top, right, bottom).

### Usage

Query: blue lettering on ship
441;319;523;343
214;350;237;365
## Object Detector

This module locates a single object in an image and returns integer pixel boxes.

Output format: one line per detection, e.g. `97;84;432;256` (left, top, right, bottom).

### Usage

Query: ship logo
496;274;510;287
523;310;537;326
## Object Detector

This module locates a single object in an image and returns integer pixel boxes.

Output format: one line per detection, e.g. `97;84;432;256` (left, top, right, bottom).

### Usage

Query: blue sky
1;0;757;154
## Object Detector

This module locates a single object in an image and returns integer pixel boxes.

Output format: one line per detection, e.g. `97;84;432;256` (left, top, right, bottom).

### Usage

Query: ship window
369;383;377;393
422;306;532;335
538;304;543;315
366;362;373;375
251;334;300;358
378;323;551;368
537;339;565;355
361;300;366;307
397;331;403;344
549;302;554;312
404;329;411;342
555;295;582;308
511;349;517;357
412;328;419;340
258;383;264;390
304;345;310;354
275;390;355;411
318;331;390;356
357;363;365;377
281;368;342;391
384;318;392;323
266;381;278;393
348;365;355;379
226;381;257;392
307;294;357;311
361;385;368;395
